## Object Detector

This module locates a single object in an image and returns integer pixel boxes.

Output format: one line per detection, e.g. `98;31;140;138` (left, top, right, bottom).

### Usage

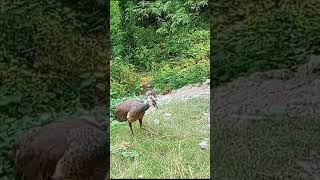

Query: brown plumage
14;118;108;180
115;96;158;134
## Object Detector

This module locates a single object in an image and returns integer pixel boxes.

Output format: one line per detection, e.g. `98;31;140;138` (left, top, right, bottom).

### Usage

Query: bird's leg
139;119;143;128
128;122;134;135
139;119;148;130
139;119;154;133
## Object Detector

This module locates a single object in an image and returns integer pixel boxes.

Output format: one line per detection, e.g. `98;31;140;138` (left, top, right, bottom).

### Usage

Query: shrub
110;59;141;99
152;57;209;93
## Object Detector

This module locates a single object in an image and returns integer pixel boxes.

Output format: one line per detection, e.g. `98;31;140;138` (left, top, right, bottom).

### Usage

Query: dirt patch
145;80;209;115
157;80;210;104
212;55;320;126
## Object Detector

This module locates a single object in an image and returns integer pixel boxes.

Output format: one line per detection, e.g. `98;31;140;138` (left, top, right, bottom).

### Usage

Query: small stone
203;112;210;123
164;113;172;117
203;112;209;119
184;97;193;101
204;79;210;85
154;119;160;125
199;139;209;150
192;95;200;99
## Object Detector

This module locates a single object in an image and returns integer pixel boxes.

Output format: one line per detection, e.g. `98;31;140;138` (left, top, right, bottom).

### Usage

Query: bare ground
147;79;210;113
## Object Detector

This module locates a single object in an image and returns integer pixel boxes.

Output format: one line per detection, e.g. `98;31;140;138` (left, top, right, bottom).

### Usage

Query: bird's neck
144;101;150;110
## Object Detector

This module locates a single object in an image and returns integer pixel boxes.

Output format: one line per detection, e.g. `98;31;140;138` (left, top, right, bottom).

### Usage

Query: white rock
199;139;209;150
154;119;160;125
202;79;210;86
192;95;200;99
164;113;172;117
203;112;210;123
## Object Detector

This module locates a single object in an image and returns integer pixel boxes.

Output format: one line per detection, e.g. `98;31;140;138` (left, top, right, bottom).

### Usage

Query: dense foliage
111;0;209;99
0;0;108;179
211;0;320;85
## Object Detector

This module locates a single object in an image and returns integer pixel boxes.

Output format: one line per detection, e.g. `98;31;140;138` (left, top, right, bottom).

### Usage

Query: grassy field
110;98;210;179
213;118;320;179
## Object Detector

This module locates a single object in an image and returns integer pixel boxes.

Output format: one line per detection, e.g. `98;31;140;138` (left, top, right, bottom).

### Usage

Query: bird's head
145;89;157;101
147;95;158;109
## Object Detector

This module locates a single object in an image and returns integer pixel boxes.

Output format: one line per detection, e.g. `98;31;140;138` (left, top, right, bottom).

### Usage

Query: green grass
110;98;210;179
213;118;320;179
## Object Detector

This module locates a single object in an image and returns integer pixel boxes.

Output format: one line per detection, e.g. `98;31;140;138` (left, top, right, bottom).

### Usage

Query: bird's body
114;96;157;134
114;99;144;122
14;118;108;180
127;102;150;123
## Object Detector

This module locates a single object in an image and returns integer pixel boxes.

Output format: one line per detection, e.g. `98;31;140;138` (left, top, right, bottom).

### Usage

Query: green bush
152;58;209;93
110;59;141;99
110;0;209;98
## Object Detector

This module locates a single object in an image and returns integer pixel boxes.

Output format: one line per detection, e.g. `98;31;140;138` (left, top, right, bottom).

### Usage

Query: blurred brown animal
13;118;108;180
115;95;158;134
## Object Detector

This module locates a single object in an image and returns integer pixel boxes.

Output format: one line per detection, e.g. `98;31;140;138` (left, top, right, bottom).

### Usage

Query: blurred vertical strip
209;0;215;179
104;0;110;179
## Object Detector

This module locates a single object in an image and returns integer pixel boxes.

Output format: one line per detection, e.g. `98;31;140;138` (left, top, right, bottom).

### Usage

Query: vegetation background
110;0;210;178
0;0;108;179
110;0;209;101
